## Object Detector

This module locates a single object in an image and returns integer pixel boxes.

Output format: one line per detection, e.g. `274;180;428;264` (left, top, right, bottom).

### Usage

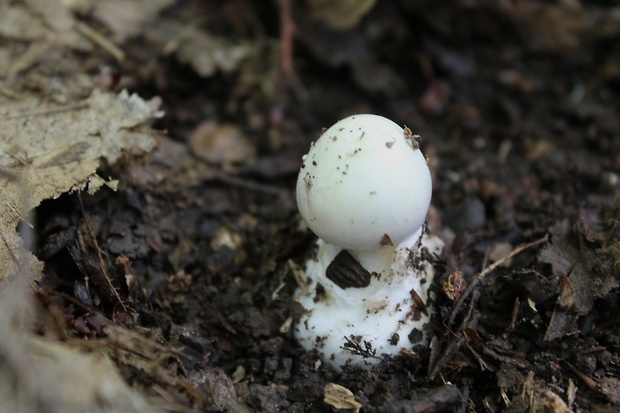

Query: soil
27;1;620;412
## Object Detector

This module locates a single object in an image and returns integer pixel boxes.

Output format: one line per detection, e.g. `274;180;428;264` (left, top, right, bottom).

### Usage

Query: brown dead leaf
0;271;158;413
324;382;362;413
540;211;620;341
443;268;467;301
189;121;256;166
193;368;251;412
0;1;126;85
295;21;406;97
510;2;591;53
536;389;573;413
507;371;574;413
488;242;514;267
599;377;620;405
155;19;253;77
543;274;579;341
0;335;159;413
306;0;377;31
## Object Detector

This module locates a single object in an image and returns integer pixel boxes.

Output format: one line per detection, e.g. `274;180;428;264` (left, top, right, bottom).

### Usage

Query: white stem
396;226;424;249
348;246;394;275
347;226;424;274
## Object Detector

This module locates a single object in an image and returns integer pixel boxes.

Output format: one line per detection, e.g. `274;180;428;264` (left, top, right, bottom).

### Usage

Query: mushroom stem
348;246;395;275
345;227;424;277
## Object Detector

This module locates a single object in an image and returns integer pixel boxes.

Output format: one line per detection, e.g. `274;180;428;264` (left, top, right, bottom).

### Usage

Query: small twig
341;336;379;360
0;170;30;263
480;246;490;272
504;297;520;337
565;361;598;390
278;0;295;80
429;289;479;379
75;22;125;62
464;340;488;372
604;217;618;248
212;169;287;196
51;290;99;315
448;234;549;326
273;0;308;110
565;361;620;404
0;102;89;120
77;193;126;310
0;229;19;264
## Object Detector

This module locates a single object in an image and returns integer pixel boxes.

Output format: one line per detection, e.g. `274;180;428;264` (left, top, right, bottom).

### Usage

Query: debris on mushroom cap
295;114;432;251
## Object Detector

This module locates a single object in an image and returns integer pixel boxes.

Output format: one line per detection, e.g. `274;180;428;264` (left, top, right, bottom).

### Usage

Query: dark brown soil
33;1;620;412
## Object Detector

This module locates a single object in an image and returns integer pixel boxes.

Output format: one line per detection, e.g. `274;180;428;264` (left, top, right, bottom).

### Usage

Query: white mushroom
296;114;431;252
294;114;443;370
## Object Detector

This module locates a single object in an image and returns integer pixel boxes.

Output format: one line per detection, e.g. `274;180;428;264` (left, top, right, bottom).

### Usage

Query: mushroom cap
296;114;432;251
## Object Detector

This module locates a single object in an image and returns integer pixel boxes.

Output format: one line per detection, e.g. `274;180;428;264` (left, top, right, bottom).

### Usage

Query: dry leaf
540;213;620;341
488;242;514;267
536;389;573;413
0;1;91;79
323;382;362;413
306;0;377;31
189;121;256;166
599;377;620;405
0;271;158;413
0;89;162;288
156;20;253;77
510;2;590;53
0;0;90;48
0;336;159;413
94;0;175;42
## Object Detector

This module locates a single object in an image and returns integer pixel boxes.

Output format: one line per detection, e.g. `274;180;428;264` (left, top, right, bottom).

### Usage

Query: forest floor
1;1;619;412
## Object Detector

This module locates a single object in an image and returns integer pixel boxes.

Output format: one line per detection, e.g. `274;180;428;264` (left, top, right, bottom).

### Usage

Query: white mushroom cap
296;114;432;251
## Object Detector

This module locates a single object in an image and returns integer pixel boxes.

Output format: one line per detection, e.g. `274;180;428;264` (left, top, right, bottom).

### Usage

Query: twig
0;102;89;120
0;229;19;264
341;336;379;360
448;234;549;326
75;21;125;62
429;289;479;380
77;193;126;310
51;290;99;314
565;361;620;404
212;169;287;196
278;0;295;80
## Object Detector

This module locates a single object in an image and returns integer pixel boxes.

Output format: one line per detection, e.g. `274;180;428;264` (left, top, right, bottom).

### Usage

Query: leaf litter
1;0;620;412
540;209;620;341
0;90;162;286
